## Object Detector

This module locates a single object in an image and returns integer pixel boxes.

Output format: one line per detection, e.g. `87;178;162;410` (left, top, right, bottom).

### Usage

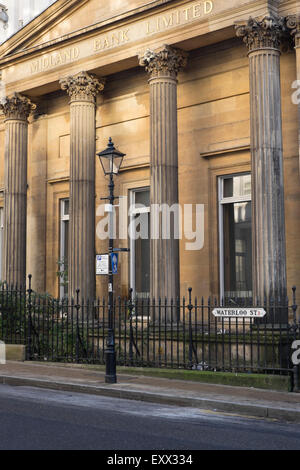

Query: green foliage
0;285;26;340
56;258;68;296
30;321;92;362
0;285;59;345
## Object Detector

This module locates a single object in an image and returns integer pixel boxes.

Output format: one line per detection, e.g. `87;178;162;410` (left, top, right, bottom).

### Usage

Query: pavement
0;361;300;423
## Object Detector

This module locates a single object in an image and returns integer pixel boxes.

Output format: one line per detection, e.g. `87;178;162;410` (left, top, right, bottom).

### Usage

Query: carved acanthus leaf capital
0;93;36;121
60;71;105;103
235;15;286;52
139;45;188;79
286;15;300;46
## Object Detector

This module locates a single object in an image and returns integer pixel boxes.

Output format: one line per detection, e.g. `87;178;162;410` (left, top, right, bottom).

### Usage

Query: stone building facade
0;0;300;305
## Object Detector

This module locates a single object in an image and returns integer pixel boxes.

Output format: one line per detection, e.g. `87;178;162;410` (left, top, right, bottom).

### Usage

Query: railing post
292;287;300;392
128;289;134;366
27;275;33;360
75;289;80;363
293;365;300;392
188;288;193;369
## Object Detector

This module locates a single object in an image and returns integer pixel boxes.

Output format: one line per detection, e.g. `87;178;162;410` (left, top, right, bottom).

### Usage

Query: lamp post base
105;330;117;384
105;354;117;384
105;374;117;384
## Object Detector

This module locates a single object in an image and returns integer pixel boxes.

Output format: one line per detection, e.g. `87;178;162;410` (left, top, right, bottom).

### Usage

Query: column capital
286;14;300;47
60;71;105;103
235;15;286;52
139;45;188;79
0;93;36;121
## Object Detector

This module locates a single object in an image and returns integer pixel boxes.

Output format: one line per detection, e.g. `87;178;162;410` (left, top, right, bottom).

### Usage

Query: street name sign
212;308;266;318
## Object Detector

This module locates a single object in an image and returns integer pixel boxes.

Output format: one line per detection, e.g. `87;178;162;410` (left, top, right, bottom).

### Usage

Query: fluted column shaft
250;48;286;303
60;72;105;301
140;46;188;305
0;93;35;287
69;99;96;301
150;73;179;302
236;16;287;314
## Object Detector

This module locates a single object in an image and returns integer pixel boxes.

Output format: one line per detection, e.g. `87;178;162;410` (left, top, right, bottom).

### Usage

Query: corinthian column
139;45;188;306
60;71;105;301
0;93;36;287
236;16;287;317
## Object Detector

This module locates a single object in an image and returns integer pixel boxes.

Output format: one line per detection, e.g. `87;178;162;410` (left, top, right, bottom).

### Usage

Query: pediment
0;0;161;58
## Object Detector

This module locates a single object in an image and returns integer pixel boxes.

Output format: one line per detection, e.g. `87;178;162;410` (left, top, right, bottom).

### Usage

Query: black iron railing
0;277;300;386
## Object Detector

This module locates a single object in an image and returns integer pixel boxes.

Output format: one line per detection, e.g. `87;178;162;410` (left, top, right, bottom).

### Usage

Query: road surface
0;384;299;450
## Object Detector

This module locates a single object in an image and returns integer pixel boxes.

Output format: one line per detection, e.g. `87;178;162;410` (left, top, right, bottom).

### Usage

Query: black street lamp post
97;138;125;384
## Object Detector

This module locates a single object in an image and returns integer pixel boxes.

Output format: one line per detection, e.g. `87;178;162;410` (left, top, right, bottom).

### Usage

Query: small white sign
96;254;109;275
212;308;266;318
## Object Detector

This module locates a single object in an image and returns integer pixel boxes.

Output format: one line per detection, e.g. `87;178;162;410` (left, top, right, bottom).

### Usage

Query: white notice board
96;254;109;275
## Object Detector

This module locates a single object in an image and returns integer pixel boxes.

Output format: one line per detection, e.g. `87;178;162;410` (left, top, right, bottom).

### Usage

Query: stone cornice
139;44;188;78
0;93;36;121
60;71;105;103
200;144;250;158
235;14;286;51
47;176;70;185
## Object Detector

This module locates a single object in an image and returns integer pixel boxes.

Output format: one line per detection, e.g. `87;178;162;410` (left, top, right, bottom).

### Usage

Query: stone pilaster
139;45;188;308
0;93;36;287
287;15;300;176
236;16;287;316
60;71;105;301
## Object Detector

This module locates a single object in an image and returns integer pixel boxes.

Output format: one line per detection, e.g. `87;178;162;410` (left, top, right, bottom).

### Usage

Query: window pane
63;220;69;297
63;221;69;264
60;198;69;299
134;213;150;298
223;201;252;299
223;174;251;198
64;200;69;216
135;190;150;207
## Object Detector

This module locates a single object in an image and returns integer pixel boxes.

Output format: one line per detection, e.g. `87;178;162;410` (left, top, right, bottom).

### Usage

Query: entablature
0;0;299;97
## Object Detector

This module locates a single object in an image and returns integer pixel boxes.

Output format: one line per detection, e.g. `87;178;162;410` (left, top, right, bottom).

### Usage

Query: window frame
59;198;69;299
218;173;252;300
129;187;150;299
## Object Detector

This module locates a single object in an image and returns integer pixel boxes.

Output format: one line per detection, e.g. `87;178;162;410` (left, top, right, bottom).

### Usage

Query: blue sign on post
111;253;119;275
